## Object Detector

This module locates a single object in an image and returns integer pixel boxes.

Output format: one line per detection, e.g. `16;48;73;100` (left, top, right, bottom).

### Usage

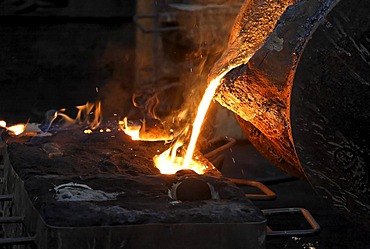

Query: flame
121;117;141;140
7;123;27;136
120;117;176;142
54;101;103;130
0;120;27;136
152;73;228;175
118;66;231;174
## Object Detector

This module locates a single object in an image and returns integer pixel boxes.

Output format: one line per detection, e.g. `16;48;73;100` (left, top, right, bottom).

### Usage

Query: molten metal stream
182;73;228;169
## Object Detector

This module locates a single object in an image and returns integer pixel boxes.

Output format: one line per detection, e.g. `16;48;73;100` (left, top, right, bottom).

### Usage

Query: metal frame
262;207;321;237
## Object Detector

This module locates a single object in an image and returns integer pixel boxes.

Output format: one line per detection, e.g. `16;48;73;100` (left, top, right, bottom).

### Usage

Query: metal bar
203;136;237;161
0;237;35;246
0;195;13;202
228;178;276;201
262;207;321;236
0;216;24;223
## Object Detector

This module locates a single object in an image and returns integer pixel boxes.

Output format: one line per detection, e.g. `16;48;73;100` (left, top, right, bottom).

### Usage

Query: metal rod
0;237;35;246
0;216;24;223
228;178;277;200
203;136;237;161
0;195;13;202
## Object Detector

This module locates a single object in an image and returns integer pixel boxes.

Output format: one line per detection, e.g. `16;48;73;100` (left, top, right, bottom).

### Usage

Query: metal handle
203;136;236;159
262;207;321;236
203;136;236;169
228;178;277;201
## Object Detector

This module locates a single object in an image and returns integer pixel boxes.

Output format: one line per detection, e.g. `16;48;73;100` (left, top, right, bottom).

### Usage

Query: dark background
1;0;370;248
0;0;135;123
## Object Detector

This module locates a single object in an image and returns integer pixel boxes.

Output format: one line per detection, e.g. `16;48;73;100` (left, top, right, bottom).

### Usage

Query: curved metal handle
262;207;321;237
228;178;277;201
203;136;236;168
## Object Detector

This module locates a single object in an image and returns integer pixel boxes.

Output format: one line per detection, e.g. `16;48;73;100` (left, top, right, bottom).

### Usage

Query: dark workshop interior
0;0;369;248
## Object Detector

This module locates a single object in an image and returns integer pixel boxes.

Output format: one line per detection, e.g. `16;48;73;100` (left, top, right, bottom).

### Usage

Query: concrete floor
220;141;370;249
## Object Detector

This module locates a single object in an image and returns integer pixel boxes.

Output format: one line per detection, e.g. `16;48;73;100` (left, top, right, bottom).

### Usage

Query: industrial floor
220;141;370;249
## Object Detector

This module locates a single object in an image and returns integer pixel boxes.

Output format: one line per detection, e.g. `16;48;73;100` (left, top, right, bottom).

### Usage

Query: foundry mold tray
2;128;266;249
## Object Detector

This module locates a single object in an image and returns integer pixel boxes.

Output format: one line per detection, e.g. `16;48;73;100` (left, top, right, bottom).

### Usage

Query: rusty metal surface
216;0;339;179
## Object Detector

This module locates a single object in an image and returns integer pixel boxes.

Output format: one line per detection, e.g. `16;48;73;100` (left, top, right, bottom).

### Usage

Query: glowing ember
7;123;27;136
0;120;27;136
84;129;93;134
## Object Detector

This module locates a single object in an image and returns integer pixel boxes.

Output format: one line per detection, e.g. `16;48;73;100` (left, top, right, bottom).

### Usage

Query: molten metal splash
153;140;210;174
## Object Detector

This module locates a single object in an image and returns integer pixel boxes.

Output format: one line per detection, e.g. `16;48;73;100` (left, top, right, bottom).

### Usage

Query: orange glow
0;120;27;136
153;140;210;174
121;117;141;140
7;123;27;136
57;101;102;129
152;72;229;174
84;129;93;134
182;73;227;168
120;116;175;142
